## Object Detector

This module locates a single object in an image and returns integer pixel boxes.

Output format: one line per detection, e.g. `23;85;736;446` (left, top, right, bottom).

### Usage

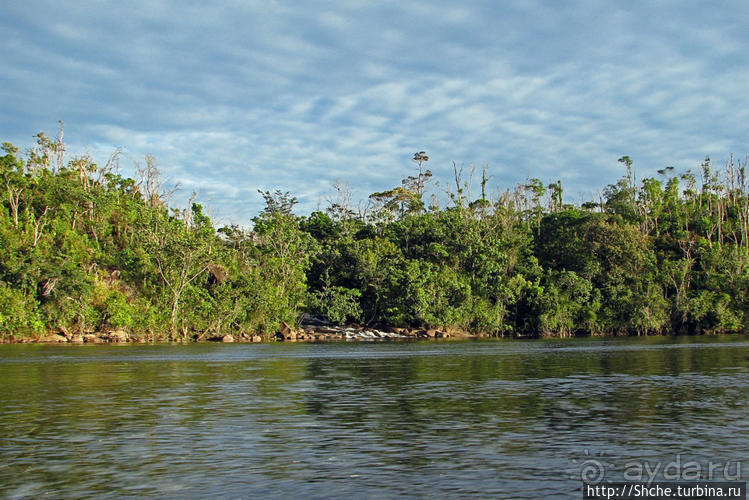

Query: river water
1;336;748;498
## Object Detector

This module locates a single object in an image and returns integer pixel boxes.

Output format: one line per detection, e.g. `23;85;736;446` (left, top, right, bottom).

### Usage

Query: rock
70;334;84;343
278;321;300;340
299;314;332;326
83;334;104;343
39;333;68;343
221;334;234;343
108;330;129;342
446;328;470;338
251;335;263;343
316;327;342;334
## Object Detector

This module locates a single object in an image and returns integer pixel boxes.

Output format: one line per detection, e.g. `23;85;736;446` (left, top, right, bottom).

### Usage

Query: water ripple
0;336;748;498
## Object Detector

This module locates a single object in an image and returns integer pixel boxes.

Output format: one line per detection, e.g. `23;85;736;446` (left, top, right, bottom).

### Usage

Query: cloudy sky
2;1;748;225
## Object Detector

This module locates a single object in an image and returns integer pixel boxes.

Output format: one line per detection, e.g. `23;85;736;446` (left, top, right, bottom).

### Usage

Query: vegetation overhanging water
1;130;748;342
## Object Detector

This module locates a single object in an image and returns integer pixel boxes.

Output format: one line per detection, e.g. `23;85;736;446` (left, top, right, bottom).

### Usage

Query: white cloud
3;0;749;223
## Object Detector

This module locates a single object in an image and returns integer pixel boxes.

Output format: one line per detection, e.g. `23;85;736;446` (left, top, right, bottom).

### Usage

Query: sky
2;0;748;226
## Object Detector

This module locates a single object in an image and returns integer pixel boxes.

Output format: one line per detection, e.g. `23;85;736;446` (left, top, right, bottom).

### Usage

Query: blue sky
2;1;748;225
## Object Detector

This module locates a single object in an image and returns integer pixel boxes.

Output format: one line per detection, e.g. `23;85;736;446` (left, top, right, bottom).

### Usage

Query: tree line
1;131;748;340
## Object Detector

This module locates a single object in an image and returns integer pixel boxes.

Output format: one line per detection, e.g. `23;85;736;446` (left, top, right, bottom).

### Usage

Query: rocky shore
3;318;484;344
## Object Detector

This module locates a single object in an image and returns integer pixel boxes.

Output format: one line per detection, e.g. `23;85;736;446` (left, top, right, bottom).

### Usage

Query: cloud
2;0;749;224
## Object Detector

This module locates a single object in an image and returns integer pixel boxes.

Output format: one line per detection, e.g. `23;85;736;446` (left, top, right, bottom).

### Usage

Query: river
1;336;747;498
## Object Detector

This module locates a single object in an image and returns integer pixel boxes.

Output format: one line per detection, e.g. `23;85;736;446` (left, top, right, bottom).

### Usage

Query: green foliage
0;281;43;337
251;201;315;329
104;290;134;328
1;132;749;340
538;270;596;336
308;284;362;325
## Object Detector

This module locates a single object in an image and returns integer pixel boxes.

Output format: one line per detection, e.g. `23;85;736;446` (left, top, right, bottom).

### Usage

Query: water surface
1;336;748;498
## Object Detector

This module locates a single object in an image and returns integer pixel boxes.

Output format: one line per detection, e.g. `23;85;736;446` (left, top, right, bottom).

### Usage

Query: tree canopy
1;132;748;340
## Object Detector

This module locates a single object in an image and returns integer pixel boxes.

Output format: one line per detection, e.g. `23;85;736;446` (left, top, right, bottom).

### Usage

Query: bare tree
412;151;430;197
135;155;179;207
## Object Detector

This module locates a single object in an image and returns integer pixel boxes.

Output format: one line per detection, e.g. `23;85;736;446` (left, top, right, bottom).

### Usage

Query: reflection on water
1;336;748;498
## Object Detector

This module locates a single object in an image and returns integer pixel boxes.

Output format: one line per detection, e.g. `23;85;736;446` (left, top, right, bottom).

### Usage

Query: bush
308;285;362;325
0;282;43;338
104;290;134;328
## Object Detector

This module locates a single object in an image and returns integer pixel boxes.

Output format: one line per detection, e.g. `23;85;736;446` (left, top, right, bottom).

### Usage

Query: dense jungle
1;131;748;341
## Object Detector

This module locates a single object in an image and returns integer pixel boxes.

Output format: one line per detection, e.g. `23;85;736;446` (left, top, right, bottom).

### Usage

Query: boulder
446;328;470;338
299;314;331;326
39;333;68;343
279;321;297;339
251;335;263;343
221;334;235;343
70;334;84;343
83;334;104;343
108;330;129;342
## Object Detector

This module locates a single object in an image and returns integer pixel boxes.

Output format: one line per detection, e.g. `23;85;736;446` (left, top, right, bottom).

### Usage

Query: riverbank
2;321;485;344
3;133;748;348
